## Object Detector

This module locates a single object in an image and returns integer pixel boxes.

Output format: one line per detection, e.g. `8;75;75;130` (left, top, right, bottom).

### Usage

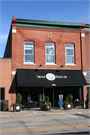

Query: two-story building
0;16;90;110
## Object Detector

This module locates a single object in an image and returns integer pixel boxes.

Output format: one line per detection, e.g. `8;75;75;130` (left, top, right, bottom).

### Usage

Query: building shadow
9;75;16;93
42;131;89;135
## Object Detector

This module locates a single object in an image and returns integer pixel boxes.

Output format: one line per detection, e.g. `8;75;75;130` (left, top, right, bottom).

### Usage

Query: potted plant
43;95;52;111
13;93;22;112
64;94;73;110
86;92;90;109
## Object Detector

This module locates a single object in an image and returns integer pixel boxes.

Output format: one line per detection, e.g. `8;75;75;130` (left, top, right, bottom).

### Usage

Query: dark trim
16;23;81;31
17;18;82;26
16;18;82;31
11;17;90;31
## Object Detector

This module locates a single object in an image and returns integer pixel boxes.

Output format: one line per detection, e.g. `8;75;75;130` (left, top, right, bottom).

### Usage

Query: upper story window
46;43;55;64
24;42;34;63
65;44;75;64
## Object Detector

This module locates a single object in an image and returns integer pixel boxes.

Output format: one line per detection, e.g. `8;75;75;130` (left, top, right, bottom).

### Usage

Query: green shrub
13;102;18;105
16;93;22;104
41;101;44;110
45;95;51;105
64;94;70;103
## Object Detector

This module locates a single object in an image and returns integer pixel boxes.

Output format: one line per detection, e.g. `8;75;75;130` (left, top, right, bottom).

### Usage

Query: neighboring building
0;16;90;110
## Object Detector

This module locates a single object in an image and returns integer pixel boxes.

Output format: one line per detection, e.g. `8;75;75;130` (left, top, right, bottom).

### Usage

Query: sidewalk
0;108;90;117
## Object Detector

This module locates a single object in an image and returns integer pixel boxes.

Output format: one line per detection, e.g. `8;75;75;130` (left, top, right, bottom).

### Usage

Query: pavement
0;108;90;117
0;108;90;134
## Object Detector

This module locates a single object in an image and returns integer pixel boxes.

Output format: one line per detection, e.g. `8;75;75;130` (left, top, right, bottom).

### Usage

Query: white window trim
45;43;55;64
45;63;57;66
24;42;34;63
65;63;76;66
23;62;36;65
65;44;75;64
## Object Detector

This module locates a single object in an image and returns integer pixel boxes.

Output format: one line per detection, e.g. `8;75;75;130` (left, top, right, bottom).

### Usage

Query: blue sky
0;0;90;58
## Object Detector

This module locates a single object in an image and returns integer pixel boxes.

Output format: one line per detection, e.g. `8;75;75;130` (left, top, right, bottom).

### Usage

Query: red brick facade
85;32;90;70
12;27;82;70
1;17;90;109
0;59;11;108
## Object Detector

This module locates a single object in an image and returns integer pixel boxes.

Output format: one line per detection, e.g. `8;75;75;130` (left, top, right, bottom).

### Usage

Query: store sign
52;84;56;86
46;73;55;81
37;73;67;81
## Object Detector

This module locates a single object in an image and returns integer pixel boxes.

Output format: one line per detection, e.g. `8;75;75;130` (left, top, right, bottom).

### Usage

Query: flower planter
86;102;90;109
88;102;90;109
65;103;73;110
50;104;52;110
13;104;22;112
43;104;52;111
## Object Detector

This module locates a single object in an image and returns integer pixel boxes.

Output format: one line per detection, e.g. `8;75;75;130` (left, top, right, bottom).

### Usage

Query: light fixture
36;64;43;69
15;105;21;112
60;64;64;67
39;64;43;67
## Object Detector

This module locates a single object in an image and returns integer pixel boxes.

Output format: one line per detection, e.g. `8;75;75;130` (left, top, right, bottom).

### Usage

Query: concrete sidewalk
0;108;90;117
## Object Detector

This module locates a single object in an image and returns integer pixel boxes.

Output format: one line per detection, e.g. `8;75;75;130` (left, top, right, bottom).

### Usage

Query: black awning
17;69;87;86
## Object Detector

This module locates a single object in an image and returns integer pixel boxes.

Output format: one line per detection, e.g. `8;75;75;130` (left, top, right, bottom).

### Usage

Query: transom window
46;43;55;64
65;44;75;64
24;42;34;63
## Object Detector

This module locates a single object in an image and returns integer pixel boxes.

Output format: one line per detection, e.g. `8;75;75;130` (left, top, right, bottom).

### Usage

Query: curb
0;109;89;117
0;111;79;117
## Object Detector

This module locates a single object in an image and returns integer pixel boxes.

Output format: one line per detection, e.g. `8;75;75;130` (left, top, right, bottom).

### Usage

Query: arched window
24;42;34;63
45;42;55;64
65;44;75;64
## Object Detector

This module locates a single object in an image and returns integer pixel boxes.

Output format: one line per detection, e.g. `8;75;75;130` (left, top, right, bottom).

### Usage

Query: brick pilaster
81;23;87;107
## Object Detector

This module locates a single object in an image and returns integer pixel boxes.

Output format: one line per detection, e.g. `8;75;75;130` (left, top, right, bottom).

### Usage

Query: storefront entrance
17;86;83;108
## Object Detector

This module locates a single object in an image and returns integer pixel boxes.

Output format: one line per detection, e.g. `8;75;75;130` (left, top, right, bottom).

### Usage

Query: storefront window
65;44;75;64
24;42;34;63
46;43;55;63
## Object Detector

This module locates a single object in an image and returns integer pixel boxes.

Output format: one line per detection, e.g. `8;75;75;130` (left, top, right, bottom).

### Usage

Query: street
0;109;90;135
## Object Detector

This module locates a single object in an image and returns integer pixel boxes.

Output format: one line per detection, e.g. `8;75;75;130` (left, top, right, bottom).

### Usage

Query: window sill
45;63;57;66
65;64;76;66
23;62;36;65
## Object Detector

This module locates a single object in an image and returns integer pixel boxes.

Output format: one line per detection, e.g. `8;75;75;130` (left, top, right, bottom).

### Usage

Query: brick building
0;16;90;110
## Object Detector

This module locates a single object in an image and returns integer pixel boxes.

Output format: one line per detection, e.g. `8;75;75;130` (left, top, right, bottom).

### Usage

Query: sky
0;0;90;58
